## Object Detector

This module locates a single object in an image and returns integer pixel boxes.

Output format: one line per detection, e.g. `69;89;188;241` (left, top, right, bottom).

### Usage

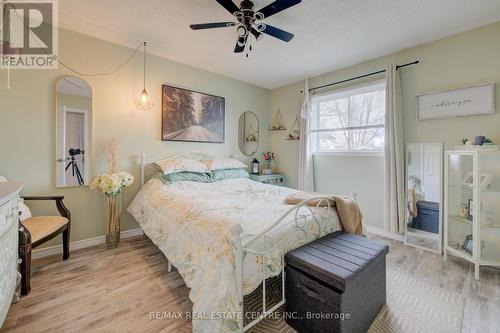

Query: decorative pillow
211;169;250;181
154;158;210;175
0;176;32;221
203;158;247;171
159;171;211;184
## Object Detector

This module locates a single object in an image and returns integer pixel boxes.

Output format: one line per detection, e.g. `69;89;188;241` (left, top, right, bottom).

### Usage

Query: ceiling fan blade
216;0;240;15
257;0;301;19
261;24;294;42
190;22;236;30
234;35;248;53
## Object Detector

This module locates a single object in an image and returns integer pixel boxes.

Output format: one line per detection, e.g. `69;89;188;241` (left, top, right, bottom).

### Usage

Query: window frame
311;79;386;156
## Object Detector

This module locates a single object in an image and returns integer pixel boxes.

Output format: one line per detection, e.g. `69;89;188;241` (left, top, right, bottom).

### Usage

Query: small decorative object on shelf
456;136;498;151
251;158;260;175
270;109;287;130
474;135;486;146
459;203;469;218
90;140;134;249
262;152;275;175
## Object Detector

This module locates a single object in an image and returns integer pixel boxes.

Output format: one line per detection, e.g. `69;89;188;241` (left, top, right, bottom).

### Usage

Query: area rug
248;271;465;333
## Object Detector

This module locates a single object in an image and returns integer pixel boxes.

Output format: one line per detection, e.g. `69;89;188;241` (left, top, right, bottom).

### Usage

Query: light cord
1;1;146;77
143;42;146;89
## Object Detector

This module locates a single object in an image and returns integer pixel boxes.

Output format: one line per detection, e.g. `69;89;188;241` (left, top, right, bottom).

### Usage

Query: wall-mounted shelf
270;109;286;131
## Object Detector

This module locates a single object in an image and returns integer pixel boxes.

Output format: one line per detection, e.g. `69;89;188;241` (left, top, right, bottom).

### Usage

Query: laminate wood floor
2;234;499;333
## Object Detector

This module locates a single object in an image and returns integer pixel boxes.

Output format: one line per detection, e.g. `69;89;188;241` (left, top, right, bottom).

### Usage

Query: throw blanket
285;192;363;235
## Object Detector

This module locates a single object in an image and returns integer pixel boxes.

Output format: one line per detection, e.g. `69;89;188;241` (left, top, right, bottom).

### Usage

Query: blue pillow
157;171;211;184
211;169;249;181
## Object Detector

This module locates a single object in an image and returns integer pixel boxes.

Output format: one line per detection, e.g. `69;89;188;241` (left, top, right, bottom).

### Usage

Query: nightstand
249;173;286;187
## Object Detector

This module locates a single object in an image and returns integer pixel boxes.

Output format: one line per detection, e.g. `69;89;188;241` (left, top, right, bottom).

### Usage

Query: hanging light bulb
135;41;153;111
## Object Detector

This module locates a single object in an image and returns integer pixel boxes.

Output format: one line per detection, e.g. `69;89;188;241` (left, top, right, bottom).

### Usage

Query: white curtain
298;78;315;192
384;65;405;234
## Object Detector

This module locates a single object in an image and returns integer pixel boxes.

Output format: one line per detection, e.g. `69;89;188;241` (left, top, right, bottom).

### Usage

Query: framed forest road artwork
162;85;225;143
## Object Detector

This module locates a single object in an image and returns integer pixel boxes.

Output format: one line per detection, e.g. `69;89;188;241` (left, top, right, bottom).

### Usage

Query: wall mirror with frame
238;111;259;156
55;77;93;188
405;142;443;253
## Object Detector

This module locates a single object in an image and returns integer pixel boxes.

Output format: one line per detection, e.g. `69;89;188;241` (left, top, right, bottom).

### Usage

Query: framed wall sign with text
416;83;495;120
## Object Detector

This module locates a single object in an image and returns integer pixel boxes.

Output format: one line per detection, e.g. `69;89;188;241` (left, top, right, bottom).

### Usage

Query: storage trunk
285;232;389;333
412;200;439;233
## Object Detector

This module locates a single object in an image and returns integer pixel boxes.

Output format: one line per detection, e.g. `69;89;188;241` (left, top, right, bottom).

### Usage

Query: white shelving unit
444;149;500;280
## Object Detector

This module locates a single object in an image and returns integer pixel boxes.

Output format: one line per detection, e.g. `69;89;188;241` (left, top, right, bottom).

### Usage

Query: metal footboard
236;195;344;332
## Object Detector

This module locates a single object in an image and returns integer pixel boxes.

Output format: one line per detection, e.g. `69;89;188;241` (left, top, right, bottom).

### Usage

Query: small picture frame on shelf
461;172;493;190
468;199;474;220
461;172;473;187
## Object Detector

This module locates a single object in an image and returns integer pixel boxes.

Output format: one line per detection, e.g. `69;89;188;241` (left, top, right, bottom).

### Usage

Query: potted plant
89;140;134;249
262;152;275;175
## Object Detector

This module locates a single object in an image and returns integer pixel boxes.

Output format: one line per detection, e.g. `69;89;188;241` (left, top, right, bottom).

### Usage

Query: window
311;80;385;154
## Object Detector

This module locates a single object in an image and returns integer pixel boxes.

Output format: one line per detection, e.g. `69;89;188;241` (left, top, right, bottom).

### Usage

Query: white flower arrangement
90;171;134;197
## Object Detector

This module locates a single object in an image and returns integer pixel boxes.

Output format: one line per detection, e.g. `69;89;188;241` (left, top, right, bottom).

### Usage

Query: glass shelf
448;184;472;191
481;224;500;229
449;215;472;225
481;188;500;193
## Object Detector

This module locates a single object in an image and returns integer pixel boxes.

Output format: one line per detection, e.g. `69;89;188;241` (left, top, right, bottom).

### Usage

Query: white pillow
154;158;210;175
203;158;248;171
0;176;32;221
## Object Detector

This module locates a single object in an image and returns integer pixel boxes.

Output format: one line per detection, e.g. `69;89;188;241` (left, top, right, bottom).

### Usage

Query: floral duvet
127;178;340;332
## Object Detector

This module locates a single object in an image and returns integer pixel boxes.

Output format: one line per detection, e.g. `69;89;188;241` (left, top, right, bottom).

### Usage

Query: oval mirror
238;111;259;156
55;77;93;188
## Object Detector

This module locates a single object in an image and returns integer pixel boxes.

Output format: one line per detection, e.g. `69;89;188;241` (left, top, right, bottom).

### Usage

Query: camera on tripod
68;148;84;157
66;148;85;185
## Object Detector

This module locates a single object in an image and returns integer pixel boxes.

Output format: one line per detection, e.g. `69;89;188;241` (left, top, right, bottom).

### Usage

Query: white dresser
0;182;22;328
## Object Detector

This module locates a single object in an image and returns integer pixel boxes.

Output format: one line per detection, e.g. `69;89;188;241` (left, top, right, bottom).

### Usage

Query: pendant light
135;41;153;111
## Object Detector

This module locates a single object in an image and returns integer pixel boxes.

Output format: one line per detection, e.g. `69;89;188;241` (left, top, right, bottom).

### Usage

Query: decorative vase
262;161;272;175
105;194;121;249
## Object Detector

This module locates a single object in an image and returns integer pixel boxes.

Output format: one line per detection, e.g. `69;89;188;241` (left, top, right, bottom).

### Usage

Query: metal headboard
140;151;221;186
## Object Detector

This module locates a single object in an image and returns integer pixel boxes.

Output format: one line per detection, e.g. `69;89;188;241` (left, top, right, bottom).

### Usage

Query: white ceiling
58;0;500;89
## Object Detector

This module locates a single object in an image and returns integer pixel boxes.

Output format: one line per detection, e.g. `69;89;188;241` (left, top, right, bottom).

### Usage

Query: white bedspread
127;178;341;333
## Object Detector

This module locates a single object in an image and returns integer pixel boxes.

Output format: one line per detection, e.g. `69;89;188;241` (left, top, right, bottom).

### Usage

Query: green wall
270;21;500;230
0;28;271;247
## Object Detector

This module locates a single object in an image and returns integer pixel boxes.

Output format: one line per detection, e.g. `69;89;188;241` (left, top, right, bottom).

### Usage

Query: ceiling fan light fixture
237;26;247;37
256;23;266;32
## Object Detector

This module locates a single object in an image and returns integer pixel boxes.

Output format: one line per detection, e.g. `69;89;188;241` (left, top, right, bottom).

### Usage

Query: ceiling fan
190;0;301;54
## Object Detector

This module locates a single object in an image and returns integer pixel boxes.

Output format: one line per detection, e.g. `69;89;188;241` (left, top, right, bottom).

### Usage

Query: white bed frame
140;151;356;332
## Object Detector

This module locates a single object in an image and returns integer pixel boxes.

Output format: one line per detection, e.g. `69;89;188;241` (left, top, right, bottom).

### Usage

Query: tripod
65;156;84;185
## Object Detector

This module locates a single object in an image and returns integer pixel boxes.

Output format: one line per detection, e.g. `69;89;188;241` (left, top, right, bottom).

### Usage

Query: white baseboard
365;225;404;242
32;228;144;259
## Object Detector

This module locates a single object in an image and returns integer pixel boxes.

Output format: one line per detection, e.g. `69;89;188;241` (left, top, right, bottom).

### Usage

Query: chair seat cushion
22;216;69;243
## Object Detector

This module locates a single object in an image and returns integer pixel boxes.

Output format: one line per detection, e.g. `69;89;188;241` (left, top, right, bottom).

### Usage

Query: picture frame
416;83;495;120
468;199;474;220
161;84;225;143
461;172;493;190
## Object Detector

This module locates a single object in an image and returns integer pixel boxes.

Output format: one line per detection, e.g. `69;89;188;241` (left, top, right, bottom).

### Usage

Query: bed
128;152;347;333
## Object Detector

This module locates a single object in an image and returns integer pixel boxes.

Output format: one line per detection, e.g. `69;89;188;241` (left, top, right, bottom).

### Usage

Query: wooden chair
18;196;71;296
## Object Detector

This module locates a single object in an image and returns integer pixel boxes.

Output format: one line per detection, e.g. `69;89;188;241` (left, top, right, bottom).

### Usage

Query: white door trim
62;107;90;185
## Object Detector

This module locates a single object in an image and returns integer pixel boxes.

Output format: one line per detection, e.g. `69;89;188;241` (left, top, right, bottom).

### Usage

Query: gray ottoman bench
285;231;389;333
